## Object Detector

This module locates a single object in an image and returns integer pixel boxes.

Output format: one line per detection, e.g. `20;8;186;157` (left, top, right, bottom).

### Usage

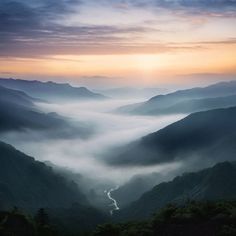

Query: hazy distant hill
0;78;106;101
109;106;236;166
117;162;236;220
96;87;168;99
117;80;236;115
0;85;57;132
0;85;92;137
0;85;37;107
0;99;65;133
143;94;236;115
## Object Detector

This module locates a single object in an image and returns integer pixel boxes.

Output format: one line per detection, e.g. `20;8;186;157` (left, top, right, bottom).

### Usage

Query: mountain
142;94;236;115
0;141;107;232
95;87;168;99
0;141;87;210
112;173;162;208
0;85;37;107
0;100;65;133
0;78;106;101
0;85;92;137
117;80;236;115
108;106;236;166
117;162;236;220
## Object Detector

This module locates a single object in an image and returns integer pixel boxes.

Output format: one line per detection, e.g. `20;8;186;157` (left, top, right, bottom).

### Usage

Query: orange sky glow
0;0;236;87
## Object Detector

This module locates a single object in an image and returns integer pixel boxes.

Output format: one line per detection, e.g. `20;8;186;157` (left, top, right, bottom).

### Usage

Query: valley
1;79;236;235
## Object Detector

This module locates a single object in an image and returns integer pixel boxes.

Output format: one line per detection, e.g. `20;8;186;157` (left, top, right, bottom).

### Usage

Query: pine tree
35;208;49;226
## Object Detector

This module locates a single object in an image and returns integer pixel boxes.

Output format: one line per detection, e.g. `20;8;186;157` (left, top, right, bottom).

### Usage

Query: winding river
105;186;120;215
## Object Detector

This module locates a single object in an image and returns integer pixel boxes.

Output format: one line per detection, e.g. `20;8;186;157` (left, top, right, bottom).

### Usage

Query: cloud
0;0;81;34
0;0;235;58
1;99;185;184
0;25;165;57
0;0;166;57
0;0;81;29
131;0;236;13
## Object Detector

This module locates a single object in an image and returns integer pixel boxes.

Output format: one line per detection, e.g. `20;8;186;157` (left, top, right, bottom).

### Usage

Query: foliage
92;201;236;236
0;207;56;236
1;201;236;235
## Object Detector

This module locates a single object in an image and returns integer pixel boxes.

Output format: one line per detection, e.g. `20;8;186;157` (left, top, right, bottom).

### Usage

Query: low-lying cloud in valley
1;99;185;185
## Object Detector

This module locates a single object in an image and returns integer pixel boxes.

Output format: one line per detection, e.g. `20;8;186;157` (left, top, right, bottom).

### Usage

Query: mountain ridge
117;161;236;220
0;85;92;137
109;106;236;166
117;80;236;115
0;78;106;101
0;141;87;210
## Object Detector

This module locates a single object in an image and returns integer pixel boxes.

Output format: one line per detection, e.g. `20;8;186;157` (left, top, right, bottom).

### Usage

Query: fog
1;99;185;184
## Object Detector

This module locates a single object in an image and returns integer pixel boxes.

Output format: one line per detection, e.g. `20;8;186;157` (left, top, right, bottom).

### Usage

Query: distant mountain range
1;78;236;234
117;161;236;220
109;106;236;166
0;85;64;132
0;85;38;107
0;85;92;137
0;78;106;101
95;87;168;99
117;80;236;115
141;94;236;115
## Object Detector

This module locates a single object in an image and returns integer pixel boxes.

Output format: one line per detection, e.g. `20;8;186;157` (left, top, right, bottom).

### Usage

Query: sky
0;0;236;87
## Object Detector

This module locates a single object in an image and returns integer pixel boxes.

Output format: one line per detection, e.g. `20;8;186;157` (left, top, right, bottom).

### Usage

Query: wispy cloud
130;0;236;15
0;0;236;58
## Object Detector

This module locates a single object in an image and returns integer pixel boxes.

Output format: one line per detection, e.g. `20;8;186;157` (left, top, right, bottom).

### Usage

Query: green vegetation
0;141;108;234
0;141;87;210
0;207;56;236
93;201;236;236
0;201;236;236
116;162;236;220
1;201;236;235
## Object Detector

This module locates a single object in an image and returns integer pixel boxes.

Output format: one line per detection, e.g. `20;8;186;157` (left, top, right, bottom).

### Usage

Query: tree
35;208;49;226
